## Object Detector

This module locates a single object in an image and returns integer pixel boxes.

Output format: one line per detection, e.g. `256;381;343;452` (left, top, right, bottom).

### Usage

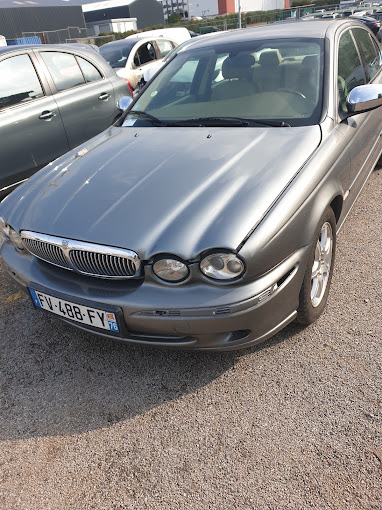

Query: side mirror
117;96;133;112
346;84;382;114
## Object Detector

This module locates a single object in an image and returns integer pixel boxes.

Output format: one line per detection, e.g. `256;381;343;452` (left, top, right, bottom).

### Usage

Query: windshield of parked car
126;38;324;127
99;40;136;68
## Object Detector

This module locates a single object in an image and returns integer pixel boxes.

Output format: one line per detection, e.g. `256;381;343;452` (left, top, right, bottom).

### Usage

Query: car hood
3;125;321;260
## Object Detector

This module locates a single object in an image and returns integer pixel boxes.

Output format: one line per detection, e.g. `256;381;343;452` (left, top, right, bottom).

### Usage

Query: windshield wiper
128;110;168;126
127;113;291;128
168;117;291;127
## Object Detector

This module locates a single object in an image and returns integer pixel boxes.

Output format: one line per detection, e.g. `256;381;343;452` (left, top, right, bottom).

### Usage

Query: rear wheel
296;207;336;324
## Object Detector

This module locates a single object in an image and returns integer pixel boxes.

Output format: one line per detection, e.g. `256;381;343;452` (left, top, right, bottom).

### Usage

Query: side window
353;28;380;82
0;54;44;110
77;56;103;83
337;31;365;112
41;52;85;92
136;42;156;66
156;39;175;58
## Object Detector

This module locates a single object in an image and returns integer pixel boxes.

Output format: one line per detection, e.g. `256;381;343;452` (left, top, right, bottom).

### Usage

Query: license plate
29;288;120;333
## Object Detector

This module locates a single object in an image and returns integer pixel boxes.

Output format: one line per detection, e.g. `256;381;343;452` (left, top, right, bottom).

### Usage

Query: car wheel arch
329;194;343;223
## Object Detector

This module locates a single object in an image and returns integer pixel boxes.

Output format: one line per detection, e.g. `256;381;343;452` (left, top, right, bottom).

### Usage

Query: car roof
0;43;98;55
100;36;176;49
180;19;365;51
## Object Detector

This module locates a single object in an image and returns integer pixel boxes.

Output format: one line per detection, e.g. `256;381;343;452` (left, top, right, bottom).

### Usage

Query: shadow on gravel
0;289;304;440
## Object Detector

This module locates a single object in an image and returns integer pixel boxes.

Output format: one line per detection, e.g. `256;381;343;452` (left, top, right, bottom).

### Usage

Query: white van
126;27;191;46
0;36;7;46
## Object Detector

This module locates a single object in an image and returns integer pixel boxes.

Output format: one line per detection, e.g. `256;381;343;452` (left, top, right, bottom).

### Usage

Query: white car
135;32;226;94
99;36;178;90
126;27;191;46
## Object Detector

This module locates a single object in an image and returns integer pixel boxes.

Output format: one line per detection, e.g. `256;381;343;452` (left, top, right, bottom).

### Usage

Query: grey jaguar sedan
1;20;382;350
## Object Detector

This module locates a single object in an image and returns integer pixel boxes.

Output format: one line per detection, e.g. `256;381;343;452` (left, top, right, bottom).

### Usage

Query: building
82;0;164;30
0;0;86;41
86;17;137;36
237;0;286;12
0;0;164;42
160;0;287;19
161;0;189;19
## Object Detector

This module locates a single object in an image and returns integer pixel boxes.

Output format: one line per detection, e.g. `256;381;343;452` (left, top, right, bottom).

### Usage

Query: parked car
1;20;382;351
0;44;131;198
199;26;221;34
349;14;381;34
126;27;191;46
134;32;224;95
99;36;178;90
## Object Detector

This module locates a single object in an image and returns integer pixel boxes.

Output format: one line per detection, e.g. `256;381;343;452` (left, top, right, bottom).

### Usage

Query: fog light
9;228;24;250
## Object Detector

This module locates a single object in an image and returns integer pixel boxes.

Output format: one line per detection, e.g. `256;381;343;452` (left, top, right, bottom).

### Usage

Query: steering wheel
277;88;307;99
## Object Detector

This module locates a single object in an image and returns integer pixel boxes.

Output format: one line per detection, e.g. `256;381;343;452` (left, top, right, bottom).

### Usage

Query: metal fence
22;27;88;44
66;35;116;46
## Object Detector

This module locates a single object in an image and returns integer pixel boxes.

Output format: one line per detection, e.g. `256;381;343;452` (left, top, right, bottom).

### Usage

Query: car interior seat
211;53;256;101
300;55;319;101
253;50;282;92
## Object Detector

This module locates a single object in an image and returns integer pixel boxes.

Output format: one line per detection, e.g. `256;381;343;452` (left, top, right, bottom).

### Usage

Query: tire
296;207;337;325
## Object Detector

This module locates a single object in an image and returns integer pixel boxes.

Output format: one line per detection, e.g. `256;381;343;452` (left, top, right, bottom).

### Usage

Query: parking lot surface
0;168;381;509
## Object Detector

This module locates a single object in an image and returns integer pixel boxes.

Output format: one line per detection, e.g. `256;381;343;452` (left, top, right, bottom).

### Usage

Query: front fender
239;124;350;280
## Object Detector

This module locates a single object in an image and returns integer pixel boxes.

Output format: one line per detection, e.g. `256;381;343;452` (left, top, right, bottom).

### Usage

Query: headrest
259;50;281;68
302;55;318;70
222;54;255;80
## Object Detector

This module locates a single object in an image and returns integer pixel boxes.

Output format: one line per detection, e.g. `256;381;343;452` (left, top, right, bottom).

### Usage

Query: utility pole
238;0;242;29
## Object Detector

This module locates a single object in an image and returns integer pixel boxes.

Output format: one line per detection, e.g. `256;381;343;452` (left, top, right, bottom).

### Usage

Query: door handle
39;110;56;120
98;92;110;100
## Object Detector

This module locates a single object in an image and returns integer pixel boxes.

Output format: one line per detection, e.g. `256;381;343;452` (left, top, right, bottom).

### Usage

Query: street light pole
238;0;242;29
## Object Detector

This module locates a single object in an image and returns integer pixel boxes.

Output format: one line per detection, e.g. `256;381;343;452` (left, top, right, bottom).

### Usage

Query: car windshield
127;38;324;127
99;40;136;68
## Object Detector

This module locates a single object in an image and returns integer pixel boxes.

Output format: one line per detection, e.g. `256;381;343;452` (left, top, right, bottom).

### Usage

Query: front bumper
1;241;310;350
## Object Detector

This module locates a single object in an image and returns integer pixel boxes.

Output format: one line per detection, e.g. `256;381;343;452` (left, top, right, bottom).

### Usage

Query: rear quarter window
77;56;103;83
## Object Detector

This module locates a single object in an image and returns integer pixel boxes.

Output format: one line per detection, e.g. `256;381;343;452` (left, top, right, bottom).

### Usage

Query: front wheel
296;207;336;324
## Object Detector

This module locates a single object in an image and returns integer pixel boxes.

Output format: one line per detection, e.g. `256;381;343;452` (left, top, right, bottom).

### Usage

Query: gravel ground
0;168;381;510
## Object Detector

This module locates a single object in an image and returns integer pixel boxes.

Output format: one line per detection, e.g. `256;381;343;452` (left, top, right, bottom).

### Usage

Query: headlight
153;257;189;282
200;252;245;280
8;227;24;250
0;216;9;238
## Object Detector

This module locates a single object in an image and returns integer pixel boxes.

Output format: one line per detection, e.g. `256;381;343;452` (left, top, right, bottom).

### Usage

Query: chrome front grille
21;231;140;279
22;238;71;269
70;250;137;278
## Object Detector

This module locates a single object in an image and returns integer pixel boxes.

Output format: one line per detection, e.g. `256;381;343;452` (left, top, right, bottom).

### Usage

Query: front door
337;28;382;198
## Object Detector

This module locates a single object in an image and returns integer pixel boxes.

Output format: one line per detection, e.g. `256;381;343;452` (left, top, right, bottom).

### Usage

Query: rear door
0;51;69;194
38;50;116;149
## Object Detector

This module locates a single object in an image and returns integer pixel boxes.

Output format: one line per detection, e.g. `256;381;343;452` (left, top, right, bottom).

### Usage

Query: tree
168;13;181;24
